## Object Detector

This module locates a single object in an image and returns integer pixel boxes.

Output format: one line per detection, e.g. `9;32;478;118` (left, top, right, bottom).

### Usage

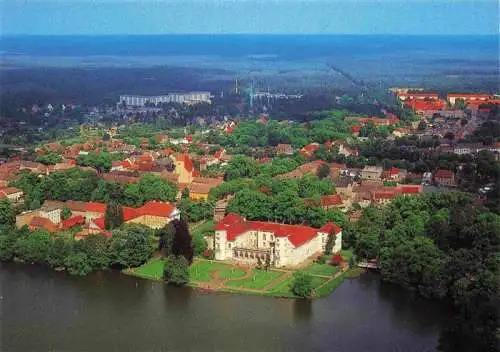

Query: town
1;86;498;302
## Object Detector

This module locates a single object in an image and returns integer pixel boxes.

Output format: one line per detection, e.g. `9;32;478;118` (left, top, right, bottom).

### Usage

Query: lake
1;263;449;351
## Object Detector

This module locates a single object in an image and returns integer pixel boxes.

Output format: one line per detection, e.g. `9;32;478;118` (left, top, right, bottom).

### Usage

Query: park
123;250;356;298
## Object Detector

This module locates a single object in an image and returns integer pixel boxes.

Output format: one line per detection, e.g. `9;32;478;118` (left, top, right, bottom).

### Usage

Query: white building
118;92;211;107
214;214;342;268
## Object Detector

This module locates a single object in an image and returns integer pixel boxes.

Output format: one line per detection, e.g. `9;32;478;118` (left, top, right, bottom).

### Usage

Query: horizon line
1;33;498;37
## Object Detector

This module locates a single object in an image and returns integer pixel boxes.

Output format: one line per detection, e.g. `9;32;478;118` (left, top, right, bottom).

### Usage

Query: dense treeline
9;169;177;209
208;165;344;228
206;113;351;148
346;193;499;351
0;224;154;275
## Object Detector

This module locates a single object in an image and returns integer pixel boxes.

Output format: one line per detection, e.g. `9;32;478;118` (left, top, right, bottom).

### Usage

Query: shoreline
122;258;363;299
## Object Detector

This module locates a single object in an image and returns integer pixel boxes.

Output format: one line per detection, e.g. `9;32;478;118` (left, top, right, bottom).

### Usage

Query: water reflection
163;284;192;310
293;299;313;322
1;264;451;352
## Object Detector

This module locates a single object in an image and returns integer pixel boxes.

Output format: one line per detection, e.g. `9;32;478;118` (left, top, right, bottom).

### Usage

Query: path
314;271;344;292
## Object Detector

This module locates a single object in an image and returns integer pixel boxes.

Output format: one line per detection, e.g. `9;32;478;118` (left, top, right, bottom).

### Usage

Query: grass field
127;257;349;299
268;275;295;297
303;263;339;276
218;266;247;280
130;258;165;281
189;261;231;282
315;274;346;297
225;270;282;290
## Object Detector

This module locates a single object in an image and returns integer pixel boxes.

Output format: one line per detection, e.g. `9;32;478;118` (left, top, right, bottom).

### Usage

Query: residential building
361;166;383;180
447;93;491;106
39;203;62;225
276;144;294;156
434;169;456;187
214;214;342;268
171;153;194;184
0;187;24;203
300;143;320;158
188;177;223;201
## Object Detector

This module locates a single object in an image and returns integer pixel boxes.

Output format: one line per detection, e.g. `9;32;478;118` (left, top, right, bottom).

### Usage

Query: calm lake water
1;263;449;352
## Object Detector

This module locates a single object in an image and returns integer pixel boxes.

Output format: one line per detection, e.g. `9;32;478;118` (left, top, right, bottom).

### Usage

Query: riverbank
123;254;358;298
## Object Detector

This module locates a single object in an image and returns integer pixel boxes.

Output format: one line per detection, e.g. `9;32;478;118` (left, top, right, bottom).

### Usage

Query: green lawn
226;270;282;290
315;274;346;297
190;220;216;237
310;276;329;289
303;263;339;276
132;258;165;280
189;261;232;282
341;249;354;261
218;266;247;280
268;275;295;297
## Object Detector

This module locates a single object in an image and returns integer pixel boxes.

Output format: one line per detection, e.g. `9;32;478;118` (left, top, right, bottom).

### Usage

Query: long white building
119;92;211;107
214;214;342;268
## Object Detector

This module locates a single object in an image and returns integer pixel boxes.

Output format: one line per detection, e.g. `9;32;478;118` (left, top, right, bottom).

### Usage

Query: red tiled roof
319;222;342;235
215;213;342;248
61;215;85;230
375;190;398;200
434;169;454;179
85;202;106;213
92;217;105;230
351;125;362;133
137;201;176;217
0;187;22;196
405;100;445;111
29;216;58;232
320;194;343;206
122;159;134;169
400;185;421;194
177;153;194;173
387;167;400;177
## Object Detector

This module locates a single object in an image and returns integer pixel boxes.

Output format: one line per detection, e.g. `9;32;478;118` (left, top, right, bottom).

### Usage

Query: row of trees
10;169;177;210
0;223;154;275
346;193;499;351
206;115;351;149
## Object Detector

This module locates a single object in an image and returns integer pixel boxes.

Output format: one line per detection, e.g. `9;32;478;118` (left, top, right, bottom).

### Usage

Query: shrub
291;271;313;298
163;255;189;286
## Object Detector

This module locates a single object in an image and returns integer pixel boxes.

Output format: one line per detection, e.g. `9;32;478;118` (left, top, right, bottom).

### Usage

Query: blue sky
1;0;498;35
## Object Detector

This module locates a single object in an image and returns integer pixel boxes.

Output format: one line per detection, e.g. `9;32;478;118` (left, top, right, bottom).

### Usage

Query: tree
77;234;111;269
316;163;331;179
291;271;314;298
109;225;153;268
0;198;15;226
225;155;259;180
64;252;92;276
181;188;190;200
46;236;73;268
158;222;175;257
171;219;194;264
15;229;52;264
35;152;62;165
61;207;72;220
163;255;189;285
105;201;124;230
0;227;21;262
324;231;336;255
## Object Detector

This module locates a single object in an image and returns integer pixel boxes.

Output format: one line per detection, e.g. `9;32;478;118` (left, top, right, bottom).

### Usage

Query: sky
1;0;498;35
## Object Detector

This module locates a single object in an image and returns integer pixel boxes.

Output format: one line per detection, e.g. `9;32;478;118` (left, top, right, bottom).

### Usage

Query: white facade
214;221;342;268
119;92;211;107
